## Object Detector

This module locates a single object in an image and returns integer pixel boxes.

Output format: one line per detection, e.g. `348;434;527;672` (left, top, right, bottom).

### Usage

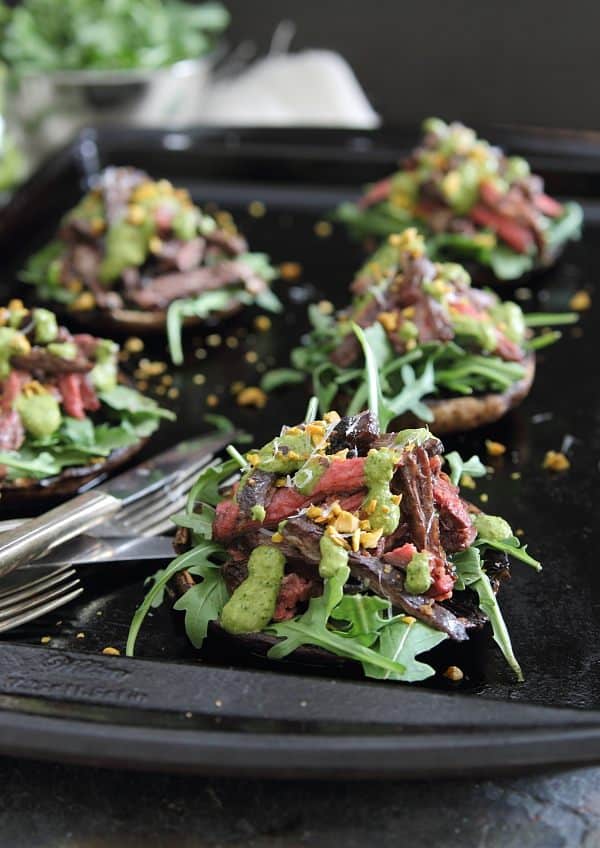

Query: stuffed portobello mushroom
22;167;280;363
284;228;575;433
336;118;582;282
127;404;540;682
0;300;173;498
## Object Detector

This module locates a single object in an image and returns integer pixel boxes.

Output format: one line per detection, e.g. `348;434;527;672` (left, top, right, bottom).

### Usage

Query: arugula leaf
260;369;305;392
2;0;229;76
173;561;229;648
186;458;239;510
267;567;409;676
332;594;391;647
453;547;523;680
524;312;578;328
0;449;60;479
362;617;448;682
126;541;226;656
61;416;95;446
445;451;487;487
476;536;541;571
99;385;175;420
167;289;248;365
545;202;583;250
352;322;383;426
171;504;215;542
380;359;436;424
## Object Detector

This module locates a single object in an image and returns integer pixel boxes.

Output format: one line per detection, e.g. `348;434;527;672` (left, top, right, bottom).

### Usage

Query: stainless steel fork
0;566;83;634
0;450;222;632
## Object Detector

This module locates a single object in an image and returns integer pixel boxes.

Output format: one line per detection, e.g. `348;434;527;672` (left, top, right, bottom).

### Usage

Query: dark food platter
0;125;598;778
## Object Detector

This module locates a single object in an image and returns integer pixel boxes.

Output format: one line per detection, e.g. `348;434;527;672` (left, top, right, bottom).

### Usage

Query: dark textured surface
0;128;598;780
1;757;600;847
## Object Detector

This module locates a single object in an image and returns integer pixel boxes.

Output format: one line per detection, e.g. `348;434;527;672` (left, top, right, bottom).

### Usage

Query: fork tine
0;584;83;634
117;461;203;523
0;577;81;621
0;565;76;606
129;490;192;537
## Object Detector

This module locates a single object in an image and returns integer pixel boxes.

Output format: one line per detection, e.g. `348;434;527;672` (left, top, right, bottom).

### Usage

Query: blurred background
0;0;597;195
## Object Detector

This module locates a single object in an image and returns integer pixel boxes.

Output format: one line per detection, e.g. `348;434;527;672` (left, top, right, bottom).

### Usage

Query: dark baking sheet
0;125;598;778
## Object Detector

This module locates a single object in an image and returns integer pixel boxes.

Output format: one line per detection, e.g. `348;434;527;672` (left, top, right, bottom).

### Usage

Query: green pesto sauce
251;504;266;523
489;301;526;345
48;341;77;361
33;308;58;344
450;313;498;352
0;327;26;380
90;338;118;392
220;546;285;635
256;431;310;474
404;551;432;595
363;448;401;536
319;533;349;579
293;455;329;495
473;512;513;542
100;221;149;284
16;392;62;438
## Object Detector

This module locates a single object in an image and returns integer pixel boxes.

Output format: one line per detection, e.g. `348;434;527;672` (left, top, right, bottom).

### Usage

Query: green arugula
166;254;281;365
445;451;487;486
173;561;229;648
362;617;448;682
453;546;523;681
266;565;408;676
126;541;227;656
2;0;229;76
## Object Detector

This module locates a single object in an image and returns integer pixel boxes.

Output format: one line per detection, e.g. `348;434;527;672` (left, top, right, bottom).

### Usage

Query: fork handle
0;490;121;578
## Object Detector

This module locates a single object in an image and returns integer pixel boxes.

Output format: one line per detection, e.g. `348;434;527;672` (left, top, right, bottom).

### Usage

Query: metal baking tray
0;125;598;778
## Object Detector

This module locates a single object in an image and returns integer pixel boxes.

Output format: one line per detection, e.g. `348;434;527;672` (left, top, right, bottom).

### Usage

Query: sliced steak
432;472;477;552
11;348;92;375
236;470;277;518
394;445;442;554
0;410;25;452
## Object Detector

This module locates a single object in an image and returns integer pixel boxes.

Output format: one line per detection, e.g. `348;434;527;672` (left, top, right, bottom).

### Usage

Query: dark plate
0;125;598;779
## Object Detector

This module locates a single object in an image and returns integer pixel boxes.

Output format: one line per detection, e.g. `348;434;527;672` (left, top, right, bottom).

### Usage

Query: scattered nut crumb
245;350;258;364
460;473;476;489
124;336;144;354
248;200;266;218
167;387;179;399
516;528;525;537
75;632;85;640
185;711;193;719
40;636;51;644
254;315;271;332
279;261;302;281
161;374;173;387
206;333;221;347
215;699;223;708
230;380;245;395
225;336;239;348
444;666;464;682
485;439;506;457
569;290;591;311
102;647;121;656
314;220;333;238
193;374;206;385
237;386;268;408
317;300;334;315
510;471;521;480
194;348;207;360
206;394;219;408
543;450;570;472
479;493;489;503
